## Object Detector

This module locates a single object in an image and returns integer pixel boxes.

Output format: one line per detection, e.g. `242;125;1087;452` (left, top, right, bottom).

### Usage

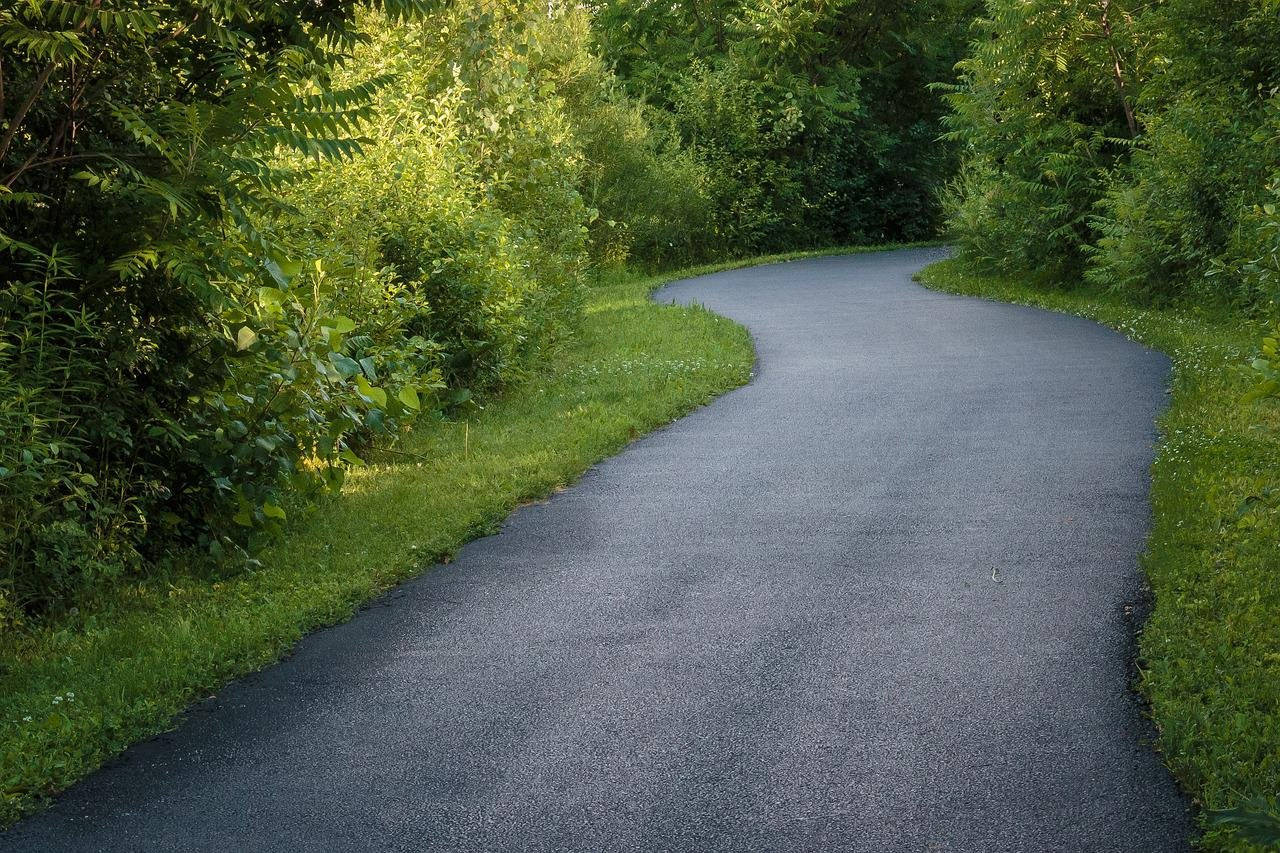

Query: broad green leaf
356;374;387;407
322;316;356;333
398;386;421;410
258;287;286;309
328;352;361;377
266;257;303;286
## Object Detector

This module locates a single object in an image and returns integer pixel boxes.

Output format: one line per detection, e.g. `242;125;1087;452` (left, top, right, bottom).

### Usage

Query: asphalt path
3;248;1191;851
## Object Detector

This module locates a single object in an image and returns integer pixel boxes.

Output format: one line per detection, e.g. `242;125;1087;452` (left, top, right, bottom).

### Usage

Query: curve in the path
3;248;1191;852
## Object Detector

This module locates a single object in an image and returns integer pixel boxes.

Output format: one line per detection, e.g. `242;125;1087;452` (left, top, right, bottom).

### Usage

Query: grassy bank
918;259;1280;851
0;263;762;826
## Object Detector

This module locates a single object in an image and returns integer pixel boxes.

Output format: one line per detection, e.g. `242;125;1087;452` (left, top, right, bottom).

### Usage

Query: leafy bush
947;0;1280;310
593;0;976;256
539;11;718;269
1239;172;1280;312
939;0;1144;278
0;0;632;613
0;0;448;611
2;0;688;615
0;255;138;615
1089;92;1280;306
293;3;599;389
668;57;806;254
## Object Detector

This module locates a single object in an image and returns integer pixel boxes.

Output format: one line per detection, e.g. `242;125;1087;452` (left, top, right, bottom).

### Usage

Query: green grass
917;259;1280;852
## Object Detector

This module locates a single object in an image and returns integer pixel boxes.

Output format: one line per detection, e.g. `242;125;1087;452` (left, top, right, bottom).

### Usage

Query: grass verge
917;259;1280;852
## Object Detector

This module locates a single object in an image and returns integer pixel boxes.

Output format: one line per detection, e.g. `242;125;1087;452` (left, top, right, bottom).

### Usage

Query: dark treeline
591;0;979;254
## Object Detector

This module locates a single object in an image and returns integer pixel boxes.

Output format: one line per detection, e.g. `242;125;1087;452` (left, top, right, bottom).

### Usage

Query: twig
0;62;57;163
1099;0;1139;138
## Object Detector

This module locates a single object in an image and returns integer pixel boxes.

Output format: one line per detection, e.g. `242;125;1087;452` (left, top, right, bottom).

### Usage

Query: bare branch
0;61;58;163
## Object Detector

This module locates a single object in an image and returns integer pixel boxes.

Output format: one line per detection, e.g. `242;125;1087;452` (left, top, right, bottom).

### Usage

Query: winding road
3;248;1191;851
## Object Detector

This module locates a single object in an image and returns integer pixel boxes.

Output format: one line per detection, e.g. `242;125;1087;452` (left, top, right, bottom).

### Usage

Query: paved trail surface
4;249;1191;851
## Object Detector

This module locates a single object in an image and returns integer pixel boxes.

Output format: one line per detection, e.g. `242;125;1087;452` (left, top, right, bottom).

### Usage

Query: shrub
592;0;975;257
538;10;718;269
293;4;596;391
1090;92;1280;305
0;255;140;612
0;0;451;610
939;0;1145;278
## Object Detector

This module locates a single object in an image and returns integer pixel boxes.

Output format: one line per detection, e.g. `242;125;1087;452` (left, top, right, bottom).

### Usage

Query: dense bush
0;0;614;616
525;10;719;270
1088;92;1279;305
1086;0;1280;306
592;0;978;256
945;0;1280;308
0;0;448;615
292;5;594;391
939;0;1144;279
1244;176;1280;416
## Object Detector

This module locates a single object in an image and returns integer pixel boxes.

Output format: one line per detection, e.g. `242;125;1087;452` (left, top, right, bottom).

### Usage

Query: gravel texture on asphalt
2;248;1192;851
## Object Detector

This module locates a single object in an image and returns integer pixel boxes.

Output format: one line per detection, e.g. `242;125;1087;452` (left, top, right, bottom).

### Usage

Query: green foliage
592;0;977;255
1089;92;1280;305
0;0;610;613
293;4;594;391
0;0;446;612
939;0;1144;277
947;0;1280;308
531;11;717;269
0;253;135;618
